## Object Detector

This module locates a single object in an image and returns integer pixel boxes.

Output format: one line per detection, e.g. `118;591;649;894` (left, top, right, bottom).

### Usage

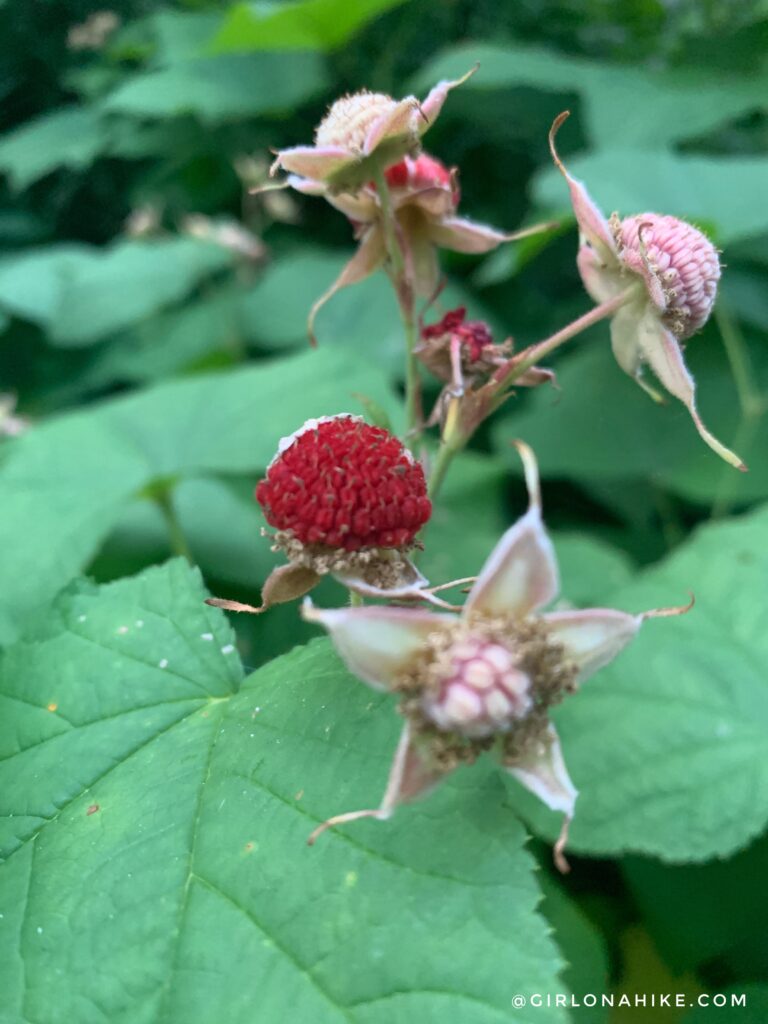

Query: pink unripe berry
619;213;721;339
423;637;532;738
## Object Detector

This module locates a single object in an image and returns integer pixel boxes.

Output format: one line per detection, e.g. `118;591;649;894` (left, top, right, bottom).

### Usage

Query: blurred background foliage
1;0;767;1019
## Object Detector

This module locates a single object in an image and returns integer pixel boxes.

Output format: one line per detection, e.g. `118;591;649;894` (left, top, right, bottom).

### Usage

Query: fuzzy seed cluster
315;91;401;152
256;416;432;551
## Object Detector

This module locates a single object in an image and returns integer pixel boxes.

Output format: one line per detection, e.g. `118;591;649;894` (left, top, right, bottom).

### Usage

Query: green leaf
104;53;328;122
493;325;768;505
681;986;768;1024
423;451;633;606
506;502;768;861
150;9;225;63
0;107;108;190
244;248;507;372
0;347;396;644
413;42;767;149
0;239;232;345
533;149;768;246
537;872;609;1024
0;559;570;1023
82;287;246;387
213;0;407;53
104;477;278;589
623;834;768;972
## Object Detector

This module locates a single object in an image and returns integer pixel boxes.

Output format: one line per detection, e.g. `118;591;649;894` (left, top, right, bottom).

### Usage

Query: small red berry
255;416;432;552
384;153;460;207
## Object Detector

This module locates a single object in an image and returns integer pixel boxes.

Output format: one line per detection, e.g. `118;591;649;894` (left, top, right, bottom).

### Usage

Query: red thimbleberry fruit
255;416;432;552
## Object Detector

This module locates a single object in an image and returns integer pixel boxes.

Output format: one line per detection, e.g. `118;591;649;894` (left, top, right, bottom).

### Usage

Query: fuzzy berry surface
255;417;432;551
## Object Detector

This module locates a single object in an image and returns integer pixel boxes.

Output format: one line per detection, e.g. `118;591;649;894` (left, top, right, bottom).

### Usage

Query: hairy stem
428;291;634;500
373;165;421;438
493;289;634;401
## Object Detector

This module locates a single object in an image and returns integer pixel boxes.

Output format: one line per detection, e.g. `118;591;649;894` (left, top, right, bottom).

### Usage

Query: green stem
709;302;766;519
373;165;421;438
428;432;465;500
349;590;363;607
398;286;421;439
492;289;634;402
154;489;193;563
715;300;763;420
372;164;405;279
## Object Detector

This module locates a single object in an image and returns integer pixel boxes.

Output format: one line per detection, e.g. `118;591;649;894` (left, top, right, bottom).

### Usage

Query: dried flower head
271;70;476;195
207;416;434;615
550;111;744;471
417;306;510;383
416;308;556;436
303;442;691;869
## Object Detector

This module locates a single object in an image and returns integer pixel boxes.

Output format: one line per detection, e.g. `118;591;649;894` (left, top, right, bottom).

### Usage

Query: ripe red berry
255;416;432;552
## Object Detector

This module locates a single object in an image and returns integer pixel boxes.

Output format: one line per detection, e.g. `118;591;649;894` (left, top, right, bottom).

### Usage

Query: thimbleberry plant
2;13;767;1022
216;70;744;870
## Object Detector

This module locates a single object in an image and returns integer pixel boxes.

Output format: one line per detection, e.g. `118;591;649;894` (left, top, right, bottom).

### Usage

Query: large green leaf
413;42;767;149
82;287;246;387
505;502;768;861
0;347;396;644
0;239;232;345
0;107;108;190
681;986;768;1024
533;149;768;246
0;559;569;1023
423;451;633;606
104;53;328;122
492;324;768;505
623;834;768;973
213;0;408;52
244;248;508;371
